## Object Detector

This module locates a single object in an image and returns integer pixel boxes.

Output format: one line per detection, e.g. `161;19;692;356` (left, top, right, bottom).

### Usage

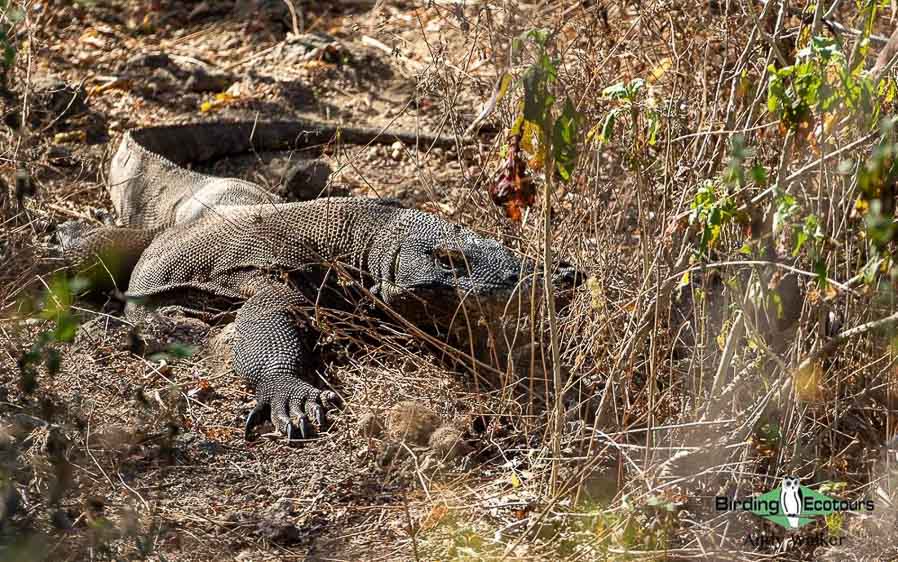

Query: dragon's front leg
234;282;340;441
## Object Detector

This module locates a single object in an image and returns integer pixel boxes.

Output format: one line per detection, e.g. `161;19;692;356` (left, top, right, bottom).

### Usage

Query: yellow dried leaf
200;92;240;113
79;29;106;49
53;130;87;144
587;277;604;311
496;72;513;103
300;59;335;70
822;113;837;136
806;288;821;305
648;57;671;84
510;472;522;489
715;320;729;351
880;77;897;103
794;362;824;401
527;153;544;171
520;120;542;156
89;79;131;96
585;122;602;145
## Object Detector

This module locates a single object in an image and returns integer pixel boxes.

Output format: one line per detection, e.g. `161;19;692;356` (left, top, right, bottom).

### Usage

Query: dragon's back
126;197;402;304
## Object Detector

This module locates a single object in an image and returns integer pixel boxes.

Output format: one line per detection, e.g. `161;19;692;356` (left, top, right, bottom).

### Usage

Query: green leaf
522;54;556;128
45;348;62;375
793;229;809;256
522;28;550;47
767;69;786;113
166;343;196;359
602;81;629;99
597;109;618;144
750;164;768;185
53;314;79;343
5;6;23;23
552;97;581;181
602;78;644;102
814;258;829;288
40;276;75;320
646;111;660;146
773;192;798;235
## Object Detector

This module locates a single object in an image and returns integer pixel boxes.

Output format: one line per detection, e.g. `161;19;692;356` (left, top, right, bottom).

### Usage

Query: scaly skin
63;120;579;441
121;197;530;439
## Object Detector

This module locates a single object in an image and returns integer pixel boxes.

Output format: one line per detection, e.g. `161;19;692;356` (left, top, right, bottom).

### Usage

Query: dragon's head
370;211;581;329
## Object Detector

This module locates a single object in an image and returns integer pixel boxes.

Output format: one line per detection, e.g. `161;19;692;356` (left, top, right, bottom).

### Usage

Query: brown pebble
357;412;383;438
428;424;469;461
386;401;440;445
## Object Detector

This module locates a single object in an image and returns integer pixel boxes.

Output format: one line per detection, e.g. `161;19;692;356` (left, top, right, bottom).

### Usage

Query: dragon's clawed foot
244;383;341;442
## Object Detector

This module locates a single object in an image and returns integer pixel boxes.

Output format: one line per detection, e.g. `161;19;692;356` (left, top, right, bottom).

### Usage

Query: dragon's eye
434;248;464;272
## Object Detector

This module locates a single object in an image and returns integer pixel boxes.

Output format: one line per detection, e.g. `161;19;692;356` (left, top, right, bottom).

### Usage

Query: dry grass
3;0;898;560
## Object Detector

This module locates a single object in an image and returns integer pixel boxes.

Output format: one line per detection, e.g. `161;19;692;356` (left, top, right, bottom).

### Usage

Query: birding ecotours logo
779;476;803;528
715;476;874;529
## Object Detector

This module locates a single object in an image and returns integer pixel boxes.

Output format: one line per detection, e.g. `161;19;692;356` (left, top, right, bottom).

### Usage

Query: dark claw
244;404;269;440
322;390;342;409
287;416;314;441
298;415;313;439
286;421;299;441
310;403;325;427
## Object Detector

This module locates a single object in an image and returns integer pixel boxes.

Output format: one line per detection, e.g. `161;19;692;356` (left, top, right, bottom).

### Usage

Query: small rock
386;401;440;445
93;424;135;452
50;509;72;530
208;322;237;372
174;431;198;448
124;52;173;70
29;76;87;126
74;316;133;351
256;519;301;544
357;412;383;438
0;486;19;523
47;145;76;167
144;67;178;97
185;67;234;93
390;140;405;161
428;425;469;461
270;158;337;200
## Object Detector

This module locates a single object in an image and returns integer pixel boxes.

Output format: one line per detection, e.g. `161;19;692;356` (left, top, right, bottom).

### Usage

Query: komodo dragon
62;119;577;441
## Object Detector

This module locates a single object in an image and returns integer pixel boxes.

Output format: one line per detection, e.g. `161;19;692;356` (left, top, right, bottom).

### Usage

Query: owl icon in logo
780;476;803;528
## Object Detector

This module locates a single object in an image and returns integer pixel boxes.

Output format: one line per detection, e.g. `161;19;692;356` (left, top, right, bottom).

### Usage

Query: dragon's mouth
393;263;585;325
405;280;519;294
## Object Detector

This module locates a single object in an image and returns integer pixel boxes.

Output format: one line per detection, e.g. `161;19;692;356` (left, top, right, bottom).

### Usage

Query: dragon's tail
124;120;457;167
